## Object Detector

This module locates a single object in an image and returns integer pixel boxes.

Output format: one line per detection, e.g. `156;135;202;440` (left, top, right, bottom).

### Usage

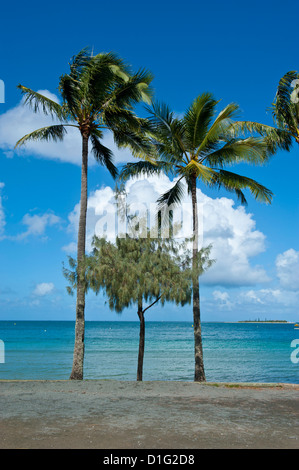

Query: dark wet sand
0;380;298;449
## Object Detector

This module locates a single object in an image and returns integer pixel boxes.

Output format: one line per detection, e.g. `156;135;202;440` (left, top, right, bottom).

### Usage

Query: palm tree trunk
70;134;88;380
191;174;206;382
137;300;145;381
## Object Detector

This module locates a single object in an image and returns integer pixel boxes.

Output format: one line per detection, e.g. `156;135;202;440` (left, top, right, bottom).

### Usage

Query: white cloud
276;249;299;291
63;174;269;287
62;185;116;253
33;282;55;296
242;289;265;304
198;195;268;286
240;288;299;308
205;285;299;321
212;290;234;309
210;248;299;318
62;241;77;254
0;173;62;243
0;190;62;241
10;212;62;241
0;91;135;166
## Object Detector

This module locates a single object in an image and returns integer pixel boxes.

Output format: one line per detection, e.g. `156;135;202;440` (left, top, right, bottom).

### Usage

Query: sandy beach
0;380;298;449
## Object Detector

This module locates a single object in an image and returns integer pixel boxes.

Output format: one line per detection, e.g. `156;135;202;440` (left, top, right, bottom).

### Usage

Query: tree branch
142;295;162;314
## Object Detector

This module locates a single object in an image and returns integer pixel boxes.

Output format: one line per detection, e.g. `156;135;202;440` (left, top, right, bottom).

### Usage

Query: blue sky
0;0;298;322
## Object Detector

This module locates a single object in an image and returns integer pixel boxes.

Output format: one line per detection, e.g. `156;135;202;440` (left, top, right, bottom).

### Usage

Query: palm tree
230;72;299;152
120;93;279;382
15;48;154;380
270;70;299;144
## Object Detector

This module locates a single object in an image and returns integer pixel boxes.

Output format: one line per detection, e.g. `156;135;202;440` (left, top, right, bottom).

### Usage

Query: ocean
0;321;298;383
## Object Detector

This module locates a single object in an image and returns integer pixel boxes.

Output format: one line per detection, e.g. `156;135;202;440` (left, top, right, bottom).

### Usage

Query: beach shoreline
0;380;298;449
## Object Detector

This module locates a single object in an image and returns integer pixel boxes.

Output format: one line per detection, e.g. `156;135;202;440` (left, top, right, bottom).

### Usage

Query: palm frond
113;127;154;160
62;52;125;119
184;159;215;183
15;125;68;148
119;160;167;182
102;108;147;133
229;120;293;153
157;178;185;209
211;169;273;204
69;47;92;77
146;101;188;160
271;70;299;136
59;74;83;120
17;85;67;121
203;137;270;168
195;102;240;156
80;52;136;114
106;68;154;109
146;101;175;136
183;93;218;151
90;134;118;178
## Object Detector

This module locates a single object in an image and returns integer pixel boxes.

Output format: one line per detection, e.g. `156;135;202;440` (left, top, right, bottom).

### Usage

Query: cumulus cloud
276;249;299;291
209;247;299;318
9;212;62;241
62;185;115;253
212;290;234;309
0;91;135;166
207;285;299;321
33;282;55;296
63;174;269;287
0;185;62;242
199;196;268;286
62;241;77;254
240;288;299;308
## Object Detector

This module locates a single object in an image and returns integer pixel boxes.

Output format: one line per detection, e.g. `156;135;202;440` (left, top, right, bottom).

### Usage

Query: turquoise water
0;321;298;383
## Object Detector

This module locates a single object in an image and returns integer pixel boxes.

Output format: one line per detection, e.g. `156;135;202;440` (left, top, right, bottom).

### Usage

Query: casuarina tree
64;232;212;381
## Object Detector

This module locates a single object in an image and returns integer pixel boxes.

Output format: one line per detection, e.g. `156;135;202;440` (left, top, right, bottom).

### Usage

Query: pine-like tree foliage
63;232;213;380
64;234;212;312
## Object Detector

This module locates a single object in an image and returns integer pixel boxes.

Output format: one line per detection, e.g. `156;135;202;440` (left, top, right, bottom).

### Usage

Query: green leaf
17;85;68;121
157;178;185;209
119;160;165;182
211;169;273;204
195;102;240;156
203;137;270;167
90;134;118;178
15;124;68;148
229;120;293;153
183;92;217;151
185;159;215;183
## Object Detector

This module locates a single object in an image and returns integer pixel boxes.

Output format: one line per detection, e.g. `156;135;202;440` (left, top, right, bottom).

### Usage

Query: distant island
238;320;289;323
